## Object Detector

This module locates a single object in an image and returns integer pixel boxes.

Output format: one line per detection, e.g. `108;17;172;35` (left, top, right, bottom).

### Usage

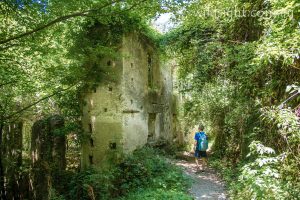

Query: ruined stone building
81;32;179;168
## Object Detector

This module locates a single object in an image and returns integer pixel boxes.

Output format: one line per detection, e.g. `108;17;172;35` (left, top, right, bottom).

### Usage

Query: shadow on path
175;153;227;200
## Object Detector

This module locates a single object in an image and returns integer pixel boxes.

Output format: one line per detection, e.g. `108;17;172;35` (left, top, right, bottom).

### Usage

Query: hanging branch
2;83;79;122
0;0;148;46
278;91;300;109
0;0;121;46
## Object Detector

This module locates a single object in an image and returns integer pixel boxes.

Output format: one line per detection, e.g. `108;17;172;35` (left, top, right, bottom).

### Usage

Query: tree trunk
49;115;66;195
212;112;226;157
3;122;23;200
31;119;52;200
49;115;66;172
0;123;7;200
31;115;66;200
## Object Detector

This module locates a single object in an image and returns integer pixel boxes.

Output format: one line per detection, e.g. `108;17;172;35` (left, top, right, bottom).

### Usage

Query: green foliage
49;187;66;200
118;189;192;200
209;106;300;199
234;142;285;200
68;167;118;200
167;0;300;198
65;147;191;200
117;148;190;195
0;1;187;199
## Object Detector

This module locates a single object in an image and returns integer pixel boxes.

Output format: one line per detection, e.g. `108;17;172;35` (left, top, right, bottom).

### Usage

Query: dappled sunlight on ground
175;153;227;200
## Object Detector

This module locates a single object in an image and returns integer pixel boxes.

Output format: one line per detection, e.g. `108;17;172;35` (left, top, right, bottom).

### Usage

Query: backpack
196;132;208;151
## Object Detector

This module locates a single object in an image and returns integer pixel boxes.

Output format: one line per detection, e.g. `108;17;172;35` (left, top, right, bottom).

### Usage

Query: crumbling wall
81;58;124;169
81;32;179;168
121;33;150;152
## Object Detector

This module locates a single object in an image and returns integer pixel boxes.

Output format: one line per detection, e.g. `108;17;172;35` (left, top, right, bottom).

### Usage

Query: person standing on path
194;125;208;172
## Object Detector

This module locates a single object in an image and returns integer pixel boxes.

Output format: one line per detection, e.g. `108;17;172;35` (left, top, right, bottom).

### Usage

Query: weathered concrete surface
81;32;178;168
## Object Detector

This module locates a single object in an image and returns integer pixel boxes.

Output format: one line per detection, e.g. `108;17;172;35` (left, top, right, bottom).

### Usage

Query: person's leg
202;157;208;170
195;157;200;169
194;150;201;170
199;151;208;171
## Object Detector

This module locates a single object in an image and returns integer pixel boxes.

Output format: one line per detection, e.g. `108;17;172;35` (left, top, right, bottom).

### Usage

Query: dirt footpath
175;155;227;200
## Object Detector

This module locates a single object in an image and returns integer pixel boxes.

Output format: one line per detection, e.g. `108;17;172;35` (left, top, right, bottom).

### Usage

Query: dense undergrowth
50;147;192;200
166;0;300;199
210;107;300;200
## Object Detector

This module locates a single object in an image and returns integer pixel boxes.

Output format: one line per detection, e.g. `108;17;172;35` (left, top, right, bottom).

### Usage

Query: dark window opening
148;113;156;140
131;63;134;68
93;88;97;93
90;138;94;147
104;108;108;112
147;54;153;87
109;87;113;91
107;60;112;66
89;155;93;165
88;123;92;133
109;142;117;150
140;106;143;110
131;78;134;81
130;99;133;104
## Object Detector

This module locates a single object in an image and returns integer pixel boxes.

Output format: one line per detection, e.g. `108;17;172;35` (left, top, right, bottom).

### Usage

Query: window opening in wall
109;142;117;149
131;78;133;81
107;60;112;66
131;63;134;68
89;155;93;165
147;54;153;88
88;123;92;133
109;86;113;91
148;113;156;141
93;88;97;93
90;138;94;147
104;108;108;112
130;99;133;104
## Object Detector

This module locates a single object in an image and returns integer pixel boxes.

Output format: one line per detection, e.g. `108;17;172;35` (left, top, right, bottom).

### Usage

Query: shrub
117;147;191;196
118;189;192;200
64;147;191;200
68;167;118;200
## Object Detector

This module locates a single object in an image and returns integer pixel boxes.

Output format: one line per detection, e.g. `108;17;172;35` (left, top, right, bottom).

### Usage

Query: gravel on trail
175;154;227;200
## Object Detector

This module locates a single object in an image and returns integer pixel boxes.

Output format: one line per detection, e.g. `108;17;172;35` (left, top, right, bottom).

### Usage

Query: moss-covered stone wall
81;32;177;168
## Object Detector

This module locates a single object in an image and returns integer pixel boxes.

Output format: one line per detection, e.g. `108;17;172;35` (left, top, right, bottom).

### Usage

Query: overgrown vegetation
166;0;300;198
1;0;299;199
0;0;186;199
51;147;191;200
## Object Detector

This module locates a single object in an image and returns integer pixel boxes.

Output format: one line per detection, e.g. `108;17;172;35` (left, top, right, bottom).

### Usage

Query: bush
118;189;192;200
117;147;191;197
67;167;118;200
212;141;300;200
64;147;191;200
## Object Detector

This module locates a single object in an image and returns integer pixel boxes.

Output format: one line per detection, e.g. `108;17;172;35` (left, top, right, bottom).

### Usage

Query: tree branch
278;91;300;109
0;0;121;46
3;83;78;121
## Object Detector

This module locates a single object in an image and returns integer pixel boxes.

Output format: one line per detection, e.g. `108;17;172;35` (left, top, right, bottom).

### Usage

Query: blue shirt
194;132;208;141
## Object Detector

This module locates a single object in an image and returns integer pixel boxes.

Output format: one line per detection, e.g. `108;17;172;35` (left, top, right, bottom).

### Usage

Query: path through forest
175;153;227;200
